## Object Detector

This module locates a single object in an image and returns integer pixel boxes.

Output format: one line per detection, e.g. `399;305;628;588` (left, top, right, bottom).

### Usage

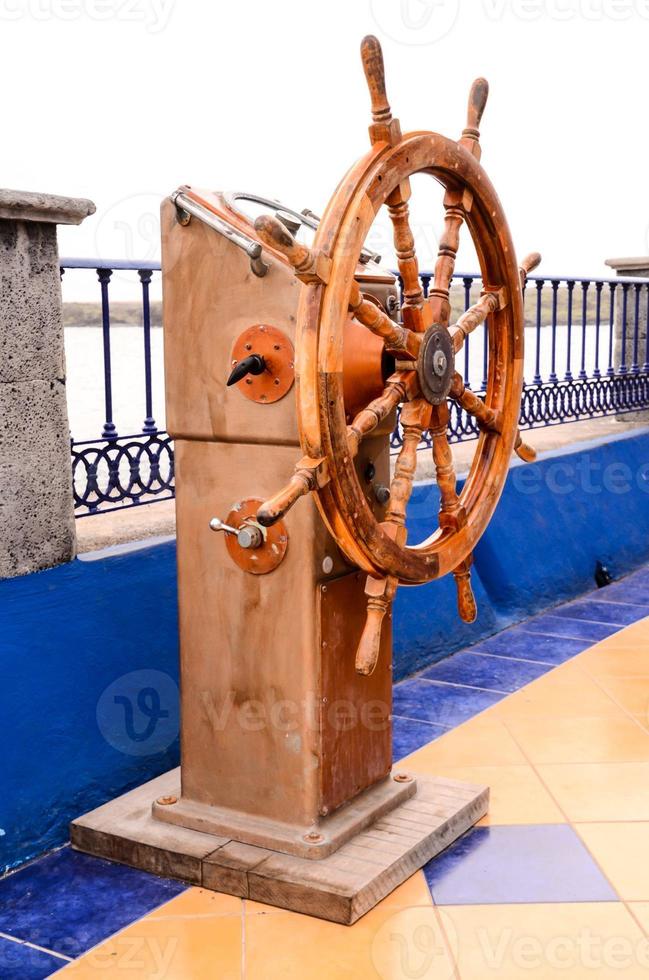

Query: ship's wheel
253;36;539;675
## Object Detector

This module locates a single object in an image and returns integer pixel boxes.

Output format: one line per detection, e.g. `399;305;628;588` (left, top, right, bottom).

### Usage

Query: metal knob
237;525;263;550
209;517;239;535
209;517;263;550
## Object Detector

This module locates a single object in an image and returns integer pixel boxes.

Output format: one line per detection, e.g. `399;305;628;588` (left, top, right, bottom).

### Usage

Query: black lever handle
227;353;266;386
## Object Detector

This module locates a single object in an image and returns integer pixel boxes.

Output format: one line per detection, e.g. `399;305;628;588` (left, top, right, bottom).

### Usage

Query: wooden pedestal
71;768;488;925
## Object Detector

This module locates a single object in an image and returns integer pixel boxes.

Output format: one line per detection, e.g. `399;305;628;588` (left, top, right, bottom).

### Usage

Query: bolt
374;484;390;505
393;773;412;784
303;831;324;844
433;350;448;377
157;795;178;805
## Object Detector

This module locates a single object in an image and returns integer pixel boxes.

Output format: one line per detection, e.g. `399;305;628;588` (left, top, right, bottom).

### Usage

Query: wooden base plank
71;770;488;925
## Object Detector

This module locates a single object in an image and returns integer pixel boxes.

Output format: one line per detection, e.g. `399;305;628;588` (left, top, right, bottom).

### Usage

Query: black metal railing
62;260;649;515
62;259;173;516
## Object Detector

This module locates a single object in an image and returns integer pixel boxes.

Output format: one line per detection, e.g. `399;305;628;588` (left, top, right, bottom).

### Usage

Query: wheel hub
417;324;455;405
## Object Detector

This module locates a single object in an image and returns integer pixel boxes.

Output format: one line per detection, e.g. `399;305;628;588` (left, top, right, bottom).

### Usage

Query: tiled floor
2;566;649;977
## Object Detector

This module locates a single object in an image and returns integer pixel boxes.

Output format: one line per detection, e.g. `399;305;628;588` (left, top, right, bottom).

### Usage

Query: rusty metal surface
230;324;295;404
225;497;288;574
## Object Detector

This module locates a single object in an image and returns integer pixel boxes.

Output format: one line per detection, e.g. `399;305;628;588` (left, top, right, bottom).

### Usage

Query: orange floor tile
37;613;649;977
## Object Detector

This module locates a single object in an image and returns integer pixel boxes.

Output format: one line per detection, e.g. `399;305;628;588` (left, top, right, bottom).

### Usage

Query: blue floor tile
392;678;503;728
468;628;590;665
553;598;649;627
521;615;621;642
392;715;448;761
0;847;186;958
601;579;649;604
421;651;550;693
424;824;618;905
0;936;66;980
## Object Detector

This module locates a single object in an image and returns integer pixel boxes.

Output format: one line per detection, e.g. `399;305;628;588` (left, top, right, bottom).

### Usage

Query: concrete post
0;189;95;578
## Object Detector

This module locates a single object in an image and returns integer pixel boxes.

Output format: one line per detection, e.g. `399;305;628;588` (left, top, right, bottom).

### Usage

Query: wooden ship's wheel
253;36;540;675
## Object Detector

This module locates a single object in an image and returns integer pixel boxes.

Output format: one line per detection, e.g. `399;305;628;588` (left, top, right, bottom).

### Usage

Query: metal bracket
171;190;269;278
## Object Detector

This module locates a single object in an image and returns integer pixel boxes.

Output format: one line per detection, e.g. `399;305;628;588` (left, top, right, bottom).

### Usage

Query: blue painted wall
396;428;649;674
0;540;180;875
2;429;649;875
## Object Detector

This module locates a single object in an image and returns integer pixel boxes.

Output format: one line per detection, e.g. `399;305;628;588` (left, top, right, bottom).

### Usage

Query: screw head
303;831;324;844
322;555;334;574
393;773;412;784
432;349;448;376
157;795;178;805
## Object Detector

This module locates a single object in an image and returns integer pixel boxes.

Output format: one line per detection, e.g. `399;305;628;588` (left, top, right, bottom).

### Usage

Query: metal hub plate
417;324;455;405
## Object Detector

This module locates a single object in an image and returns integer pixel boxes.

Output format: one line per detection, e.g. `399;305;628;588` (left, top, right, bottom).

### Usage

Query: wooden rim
296;132;524;585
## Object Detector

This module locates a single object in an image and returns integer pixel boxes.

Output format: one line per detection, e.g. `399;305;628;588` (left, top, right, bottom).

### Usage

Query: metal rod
593;281;602;379
578;281;589;380
632;283;641;374
550;281;559;383
98;268;117;440
533;279;543;385
620;283;629;375
564;280;574;381
607;282;616;377
139;269;157;434
171;190;269;277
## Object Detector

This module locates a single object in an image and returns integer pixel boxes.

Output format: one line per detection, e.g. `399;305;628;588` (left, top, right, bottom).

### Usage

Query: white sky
3;0;649;299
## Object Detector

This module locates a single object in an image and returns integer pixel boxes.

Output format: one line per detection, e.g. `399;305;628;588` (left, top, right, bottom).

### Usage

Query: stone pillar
604;256;649;422
0;189;95;578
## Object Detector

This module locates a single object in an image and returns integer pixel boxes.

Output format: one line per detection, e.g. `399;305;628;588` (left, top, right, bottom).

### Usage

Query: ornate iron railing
62;260;649;515
62;259;174;516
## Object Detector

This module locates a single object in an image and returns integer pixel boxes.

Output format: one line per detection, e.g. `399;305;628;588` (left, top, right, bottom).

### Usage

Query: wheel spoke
387;194;427;329
429;402;465;531
348;281;420;358
449;286;506;353
355;398;429;677
428;199;466;326
385;398;431;528
450;372;536;461
256;455;328;527
429;78;490;325
453;555;478;623
450;373;499;432
347;371;418;455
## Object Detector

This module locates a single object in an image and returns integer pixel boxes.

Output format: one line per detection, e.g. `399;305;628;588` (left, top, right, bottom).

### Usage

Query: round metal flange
230;325;295;404
417;324;455;405
225;497;288;574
